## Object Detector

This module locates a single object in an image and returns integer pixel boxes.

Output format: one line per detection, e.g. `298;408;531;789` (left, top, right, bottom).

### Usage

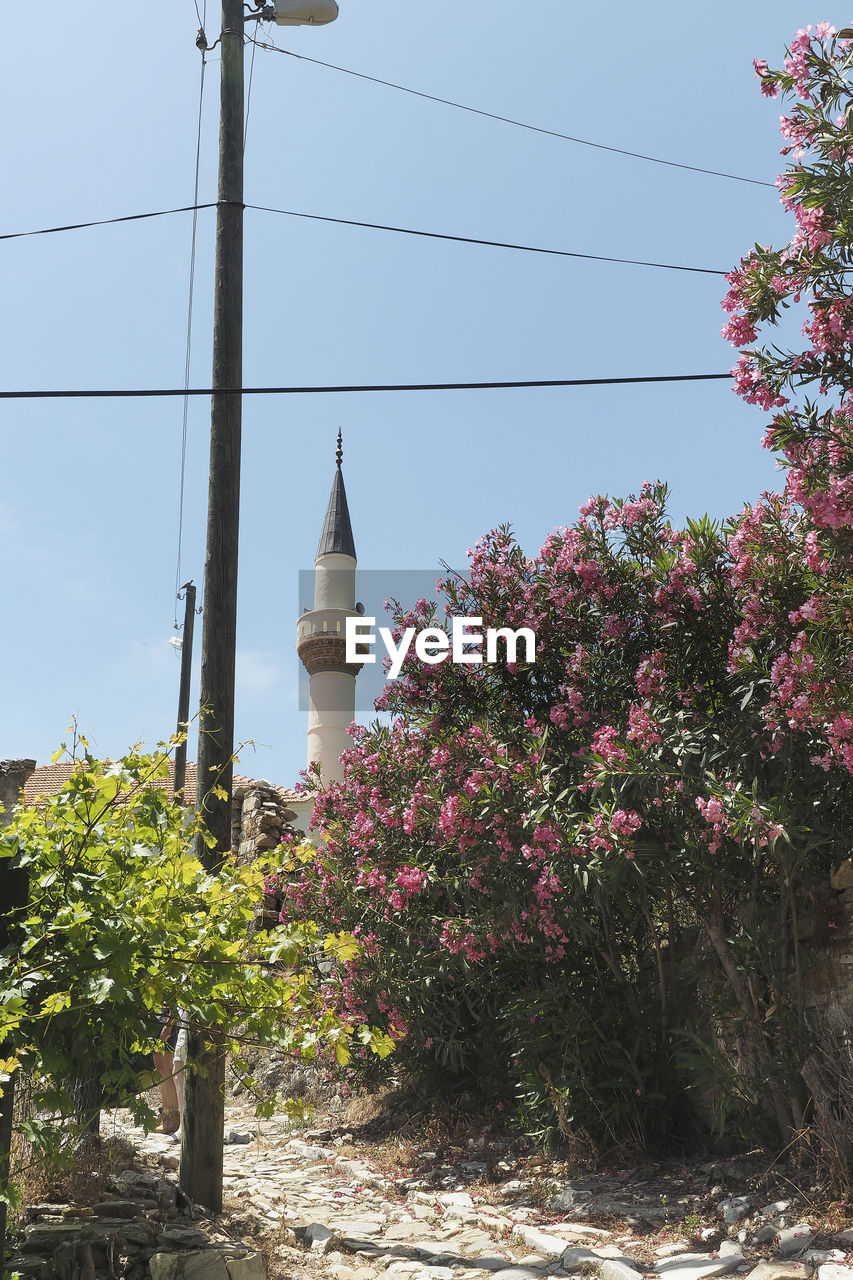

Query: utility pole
173;581;197;801
180;0;244;1214
178;0;339;1215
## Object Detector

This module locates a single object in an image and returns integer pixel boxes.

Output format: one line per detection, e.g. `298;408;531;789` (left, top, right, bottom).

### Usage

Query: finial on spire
316;432;356;560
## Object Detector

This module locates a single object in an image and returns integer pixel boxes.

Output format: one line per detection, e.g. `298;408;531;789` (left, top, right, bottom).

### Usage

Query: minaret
297;432;362;786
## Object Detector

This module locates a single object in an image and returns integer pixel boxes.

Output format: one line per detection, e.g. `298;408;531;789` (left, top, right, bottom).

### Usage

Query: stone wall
800;858;853;1032
231;781;300;867
7;1167;265;1280
0;758;35;827
230;780;303;933
0;760;36;950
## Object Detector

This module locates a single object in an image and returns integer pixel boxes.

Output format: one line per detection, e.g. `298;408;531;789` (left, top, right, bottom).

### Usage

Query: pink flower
722;313;758;347
437;794;463;838
627;702;662;747
752;57;780;97
394;865;428;894
610;809;642;839
730;354;788;411
635;653;665;697
590;724;628;766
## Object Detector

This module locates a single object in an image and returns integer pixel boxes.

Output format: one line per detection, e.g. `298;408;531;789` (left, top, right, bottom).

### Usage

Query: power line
246;203;726;277
251;37;775;190
0;201;727;276
0;205;218;241
244;22;261;154
0;374;733;399
174;49;207;625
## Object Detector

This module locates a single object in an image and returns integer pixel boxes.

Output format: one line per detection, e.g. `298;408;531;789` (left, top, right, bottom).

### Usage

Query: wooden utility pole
179;0;244;1214
173;581;197;801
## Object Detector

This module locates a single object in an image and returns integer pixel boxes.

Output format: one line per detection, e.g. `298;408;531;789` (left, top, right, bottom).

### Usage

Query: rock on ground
10;1100;853;1280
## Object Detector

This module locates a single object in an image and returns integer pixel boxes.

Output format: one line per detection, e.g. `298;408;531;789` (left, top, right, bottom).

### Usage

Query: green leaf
39;992;72;1017
88;976;115;1004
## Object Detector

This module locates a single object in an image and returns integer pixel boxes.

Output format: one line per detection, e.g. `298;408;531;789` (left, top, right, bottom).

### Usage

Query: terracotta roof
22;761;300;808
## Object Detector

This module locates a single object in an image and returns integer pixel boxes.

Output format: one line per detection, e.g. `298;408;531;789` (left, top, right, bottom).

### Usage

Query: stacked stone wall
799;859;853;1031
229;781;303;933
231;781;300;867
0;759;35;827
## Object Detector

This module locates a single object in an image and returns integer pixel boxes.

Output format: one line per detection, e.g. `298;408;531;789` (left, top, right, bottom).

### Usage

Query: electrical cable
0;205;218;241
0;374;734;399
245;203;727;277
244;27;259;154
250;36;775;190
174;49;207;627
0;201;727;276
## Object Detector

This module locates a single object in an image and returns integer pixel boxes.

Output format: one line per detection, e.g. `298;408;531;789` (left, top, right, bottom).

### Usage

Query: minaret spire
316;431;356;561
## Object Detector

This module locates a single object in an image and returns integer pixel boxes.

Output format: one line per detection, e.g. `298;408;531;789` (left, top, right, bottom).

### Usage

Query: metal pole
173;582;197;801
180;0;244;1213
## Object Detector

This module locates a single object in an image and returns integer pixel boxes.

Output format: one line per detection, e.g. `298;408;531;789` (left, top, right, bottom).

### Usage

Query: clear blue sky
0;1;818;786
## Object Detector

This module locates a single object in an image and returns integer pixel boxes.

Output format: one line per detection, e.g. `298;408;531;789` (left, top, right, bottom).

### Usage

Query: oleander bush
275;24;853;1156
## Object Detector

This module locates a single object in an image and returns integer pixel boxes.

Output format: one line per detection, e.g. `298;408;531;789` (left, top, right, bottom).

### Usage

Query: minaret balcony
297;630;363;677
297;610;350;642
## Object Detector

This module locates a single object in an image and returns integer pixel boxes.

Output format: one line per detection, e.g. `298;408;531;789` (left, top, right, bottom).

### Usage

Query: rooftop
21;761;301;808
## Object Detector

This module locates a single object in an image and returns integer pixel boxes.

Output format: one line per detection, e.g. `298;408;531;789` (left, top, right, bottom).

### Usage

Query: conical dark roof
316;463;356;561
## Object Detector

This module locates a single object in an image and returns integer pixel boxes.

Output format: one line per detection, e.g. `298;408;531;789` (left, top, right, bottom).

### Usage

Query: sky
0;1;824;787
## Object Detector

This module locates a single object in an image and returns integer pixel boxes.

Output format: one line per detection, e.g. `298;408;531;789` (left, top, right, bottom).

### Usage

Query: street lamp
271;0;339;24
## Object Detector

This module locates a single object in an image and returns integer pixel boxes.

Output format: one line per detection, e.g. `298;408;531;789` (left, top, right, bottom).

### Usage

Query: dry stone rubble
10;1105;853;1280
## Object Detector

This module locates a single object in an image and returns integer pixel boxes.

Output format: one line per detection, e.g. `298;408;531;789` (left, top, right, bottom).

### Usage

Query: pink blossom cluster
438;920;488;962
730;354;788;411
610;809;642;839
753;57;780;98
724;25;853;561
694;794;730;855
779;113;821;161
826;713;853;772
722;254;762;316
785;205;834;259
635;652;666;697
549;684;587;729
590;724;629;767
785;424;853;530
784;26;822;98
626;701;662;748
749;806;787;850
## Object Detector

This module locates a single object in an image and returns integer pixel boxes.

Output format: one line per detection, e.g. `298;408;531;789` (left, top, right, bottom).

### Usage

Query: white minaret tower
296;432;362;787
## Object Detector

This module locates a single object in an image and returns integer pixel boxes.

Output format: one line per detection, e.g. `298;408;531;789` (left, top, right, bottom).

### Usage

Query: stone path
97;1105;853;1280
